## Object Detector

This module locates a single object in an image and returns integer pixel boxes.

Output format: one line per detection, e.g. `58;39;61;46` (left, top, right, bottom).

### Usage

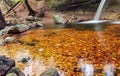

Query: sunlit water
103;63;115;76
111;21;120;24
79;59;94;76
58;70;65;76
23;59;46;76
78;20;110;24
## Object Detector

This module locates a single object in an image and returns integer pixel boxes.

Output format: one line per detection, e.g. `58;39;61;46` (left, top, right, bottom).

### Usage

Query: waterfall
94;0;106;20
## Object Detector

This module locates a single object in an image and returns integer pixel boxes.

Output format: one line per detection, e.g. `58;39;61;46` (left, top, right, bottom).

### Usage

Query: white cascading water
79;0;107;24
94;0;107;21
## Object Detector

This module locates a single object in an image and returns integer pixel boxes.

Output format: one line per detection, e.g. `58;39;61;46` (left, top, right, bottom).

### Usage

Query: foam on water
111;21;120;24
77;20;110;24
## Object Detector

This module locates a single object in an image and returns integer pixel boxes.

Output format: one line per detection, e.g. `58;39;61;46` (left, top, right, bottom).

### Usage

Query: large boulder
53;15;65;24
0;38;5;46
0;56;15;76
6;73;17;76
39;69;60;76
7;26;20;34
0;31;2;36
16;24;30;32
5;36;16;43
29;22;43;29
6;24;30;34
7;67;25;76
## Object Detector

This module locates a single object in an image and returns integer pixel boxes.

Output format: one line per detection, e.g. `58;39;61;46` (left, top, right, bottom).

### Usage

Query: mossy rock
6;73;17;76
39;69;59;76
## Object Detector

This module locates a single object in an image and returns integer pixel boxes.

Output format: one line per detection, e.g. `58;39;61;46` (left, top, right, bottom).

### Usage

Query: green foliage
14;0;24;3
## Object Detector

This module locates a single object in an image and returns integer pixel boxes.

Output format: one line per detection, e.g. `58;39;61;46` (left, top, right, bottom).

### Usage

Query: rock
16;24;30;32
7;26;20;34
0;26;9;36
19;57;30;63
17;55;31;63
6;73;17;76
53;15;65;24
0;38;5;46
0;22;43;36
0;56;15;76
5;36;16;43
7;67;25;76
39;69;60;76
26;16;42;21
0;31;3;36
35;22;43;27
26;16;35;21
6;24;30;34
29;22;43;29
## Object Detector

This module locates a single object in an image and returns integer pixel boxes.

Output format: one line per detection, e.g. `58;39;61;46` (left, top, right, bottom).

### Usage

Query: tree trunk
24;0;36;16
0;10;7;30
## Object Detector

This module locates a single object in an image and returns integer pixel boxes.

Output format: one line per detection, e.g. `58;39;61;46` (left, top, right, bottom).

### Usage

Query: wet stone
7;67;25;76
0;56;15;76
0;38;5;46
39;69;60;76
6;73;17;76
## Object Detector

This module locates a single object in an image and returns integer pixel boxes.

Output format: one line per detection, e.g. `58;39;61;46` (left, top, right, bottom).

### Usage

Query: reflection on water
58;70;65;76
84;63;94;76
43;22;111;31
0;23;120;76
79;59;117;76
23;59;46;76
79;59;94;76
104;63;115;76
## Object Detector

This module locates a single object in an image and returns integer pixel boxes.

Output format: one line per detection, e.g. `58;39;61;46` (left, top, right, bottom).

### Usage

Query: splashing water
23;59;46;76
94;0;107;20
79;59;94;76
78;58;85;72
23;65;33;76
84;63;94;76
103;63;115;76
16;50;31;62
58;70;65;76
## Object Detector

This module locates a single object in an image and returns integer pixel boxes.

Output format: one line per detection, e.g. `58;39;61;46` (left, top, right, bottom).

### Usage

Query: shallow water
43;22;112;31
0;23;120;76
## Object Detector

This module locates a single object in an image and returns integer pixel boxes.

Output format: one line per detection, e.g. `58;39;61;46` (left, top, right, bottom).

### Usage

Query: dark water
43;22;112;31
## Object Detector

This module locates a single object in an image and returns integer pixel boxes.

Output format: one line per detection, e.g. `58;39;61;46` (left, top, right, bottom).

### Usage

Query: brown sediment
0;25;120;76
